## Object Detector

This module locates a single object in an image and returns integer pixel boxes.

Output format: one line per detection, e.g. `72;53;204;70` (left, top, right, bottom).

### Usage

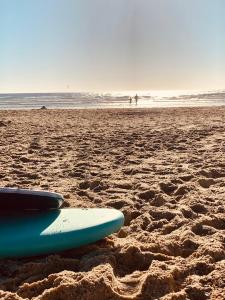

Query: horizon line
1;88;225;95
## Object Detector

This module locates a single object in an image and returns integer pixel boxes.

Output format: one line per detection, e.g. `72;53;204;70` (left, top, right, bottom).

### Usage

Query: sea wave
0;90;224;109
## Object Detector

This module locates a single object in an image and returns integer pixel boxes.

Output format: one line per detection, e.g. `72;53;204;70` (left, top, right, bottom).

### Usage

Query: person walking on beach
129;97;132;104
134;94;139;105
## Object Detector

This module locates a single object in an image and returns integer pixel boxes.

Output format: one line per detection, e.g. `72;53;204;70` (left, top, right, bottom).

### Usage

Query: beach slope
0;107;225;299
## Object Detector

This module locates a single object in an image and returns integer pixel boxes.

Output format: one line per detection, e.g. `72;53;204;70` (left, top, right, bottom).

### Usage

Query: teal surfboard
0;208;124;258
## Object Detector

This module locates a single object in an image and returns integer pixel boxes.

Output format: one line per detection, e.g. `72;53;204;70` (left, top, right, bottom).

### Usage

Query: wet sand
0;107;225;300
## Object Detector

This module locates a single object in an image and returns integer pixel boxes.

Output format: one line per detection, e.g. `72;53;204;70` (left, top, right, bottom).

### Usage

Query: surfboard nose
99;208;125;235
107;208;125;229
88;208;124;230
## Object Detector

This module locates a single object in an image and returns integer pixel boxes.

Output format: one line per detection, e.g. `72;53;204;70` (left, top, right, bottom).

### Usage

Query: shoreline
0;103;225;111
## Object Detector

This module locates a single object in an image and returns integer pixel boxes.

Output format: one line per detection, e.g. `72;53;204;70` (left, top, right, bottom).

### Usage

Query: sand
0;107;225;300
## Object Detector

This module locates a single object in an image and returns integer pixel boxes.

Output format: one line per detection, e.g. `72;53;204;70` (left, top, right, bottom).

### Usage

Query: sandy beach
0;107;225;300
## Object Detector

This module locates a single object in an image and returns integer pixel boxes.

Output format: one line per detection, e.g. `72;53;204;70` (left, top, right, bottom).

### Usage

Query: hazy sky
0;0;225;93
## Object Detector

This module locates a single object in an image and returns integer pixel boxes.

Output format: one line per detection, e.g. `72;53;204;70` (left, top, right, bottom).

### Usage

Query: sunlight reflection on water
0;90;224;109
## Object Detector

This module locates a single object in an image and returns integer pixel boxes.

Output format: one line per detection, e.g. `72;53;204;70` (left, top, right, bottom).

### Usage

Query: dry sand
0;107;225;300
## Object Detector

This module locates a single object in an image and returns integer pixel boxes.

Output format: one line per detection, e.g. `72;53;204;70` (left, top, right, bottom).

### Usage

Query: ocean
0;90;225;110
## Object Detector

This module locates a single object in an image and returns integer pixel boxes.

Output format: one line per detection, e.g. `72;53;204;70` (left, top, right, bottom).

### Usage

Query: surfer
134;94;139;105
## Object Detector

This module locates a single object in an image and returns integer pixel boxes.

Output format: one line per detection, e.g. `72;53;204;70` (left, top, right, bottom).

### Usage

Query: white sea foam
0;90;224;109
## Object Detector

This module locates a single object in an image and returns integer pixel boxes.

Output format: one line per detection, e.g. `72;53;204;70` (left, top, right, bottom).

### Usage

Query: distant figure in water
134;94;139;105
129;97;132;104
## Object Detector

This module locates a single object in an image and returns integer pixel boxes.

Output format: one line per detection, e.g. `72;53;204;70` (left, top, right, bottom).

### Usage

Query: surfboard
0;208;124;258
0;188;64;210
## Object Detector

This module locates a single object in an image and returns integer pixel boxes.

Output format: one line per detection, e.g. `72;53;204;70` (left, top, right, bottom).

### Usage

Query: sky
0;0;225;93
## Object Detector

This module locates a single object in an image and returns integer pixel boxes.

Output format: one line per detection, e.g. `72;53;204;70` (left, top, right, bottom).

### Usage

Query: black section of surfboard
0;188;64;210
